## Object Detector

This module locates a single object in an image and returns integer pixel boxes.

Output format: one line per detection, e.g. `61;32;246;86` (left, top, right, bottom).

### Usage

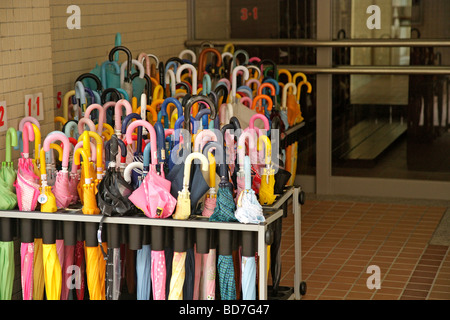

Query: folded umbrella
209;144;237;300
74;147;102;299
0;127;18;210
173;152;209;220
0;128;17;300
15;122;39;300
258;135;276;206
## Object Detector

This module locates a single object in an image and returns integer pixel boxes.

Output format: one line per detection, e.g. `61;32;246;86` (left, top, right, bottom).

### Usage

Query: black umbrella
96;135;138;300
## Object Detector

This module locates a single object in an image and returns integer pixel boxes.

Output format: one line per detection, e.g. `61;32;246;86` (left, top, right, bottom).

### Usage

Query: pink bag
129;170;177;219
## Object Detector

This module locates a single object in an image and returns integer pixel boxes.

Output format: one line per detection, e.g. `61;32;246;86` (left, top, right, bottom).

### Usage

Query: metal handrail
280;65;450;75
185;38;450;48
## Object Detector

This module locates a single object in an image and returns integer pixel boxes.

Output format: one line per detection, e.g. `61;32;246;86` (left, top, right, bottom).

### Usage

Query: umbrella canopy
15;122;40;212
235;156;265;224
168;228;187;300
43;131;72;209
0;128;18;210
258;135;276;206
74;146;100;215
0;240;14;300
127;120;177;218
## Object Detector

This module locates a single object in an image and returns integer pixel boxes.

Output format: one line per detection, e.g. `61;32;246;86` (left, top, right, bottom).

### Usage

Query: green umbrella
0;127;18;300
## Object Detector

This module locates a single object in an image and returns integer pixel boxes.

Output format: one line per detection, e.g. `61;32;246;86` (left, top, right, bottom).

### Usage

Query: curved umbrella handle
252;94;273;113
125;120;157;166
120;113;142;135
249;113;270;131
84;104;106;134
74;141;96;162
120;59;145;88
176;64;198;95
75;81;87;110
232;66;249;103
19;116;40;131
50;144;63;162
258;82;276;98
123;161;143;183
161;97;183;119
138;52;151;76
179;49;197;63
297;80;313;102
79;131;103;178
77;117;96;135
73;148;91;184
31;123;41;161
184;95;217;134
238;130;257;169
44;131;70;169
282;83;297;109
198;48;222;81
75;73;103;91
101;88;121;104
22;122;35;157
258;135;272;166
232;49;249;70
194;129;217;152
114;99;133;132
183;152;209;189
109;46;132;80
202;141;226;178
5;127;18;163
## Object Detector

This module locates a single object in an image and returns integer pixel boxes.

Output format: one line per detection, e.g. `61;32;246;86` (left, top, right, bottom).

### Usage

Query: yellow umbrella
39;149;62;300
258;135;276;206
74;148;103;299
74;148;99;215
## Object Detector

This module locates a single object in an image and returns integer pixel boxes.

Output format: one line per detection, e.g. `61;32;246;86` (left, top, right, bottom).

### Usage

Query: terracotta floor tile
430;284;450;293
404;283;432;292
345;291;374;300
427;291;450;300
401;289;428;299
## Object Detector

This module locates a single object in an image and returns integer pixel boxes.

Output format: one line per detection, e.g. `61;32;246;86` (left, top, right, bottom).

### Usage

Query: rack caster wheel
299;281;307;296
298;190;305;205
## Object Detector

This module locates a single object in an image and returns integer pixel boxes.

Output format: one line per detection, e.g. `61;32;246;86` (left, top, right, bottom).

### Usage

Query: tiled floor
272;197;450;300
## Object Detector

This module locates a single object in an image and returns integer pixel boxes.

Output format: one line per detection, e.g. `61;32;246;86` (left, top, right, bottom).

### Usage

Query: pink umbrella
15;122;38;300
45;131;72;209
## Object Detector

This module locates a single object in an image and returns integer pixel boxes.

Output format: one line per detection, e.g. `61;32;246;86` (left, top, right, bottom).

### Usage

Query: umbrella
44;131;73;210
38;149;62;301
173;152;209;220
127;120;176;218
281;83;297;130
15;122;38;300
209;141;238;300
0;128;18;300
42;131;73;300
258;135;276;206
73;147;102;300
168;227;187;300
0;127;18;210
97;135;138;300
235;156;265;225
109;46;133;100
236;130;257;202
201;141;224;218
241;230;257;300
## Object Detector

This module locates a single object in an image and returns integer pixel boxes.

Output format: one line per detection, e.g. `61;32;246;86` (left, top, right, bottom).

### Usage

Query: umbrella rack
0;186;303;300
